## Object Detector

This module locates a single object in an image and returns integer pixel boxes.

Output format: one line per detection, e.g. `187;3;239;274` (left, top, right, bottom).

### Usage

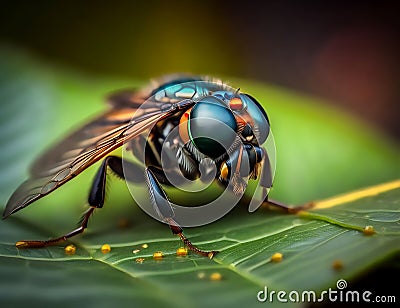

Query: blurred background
0;1;399;140
0;3;398;303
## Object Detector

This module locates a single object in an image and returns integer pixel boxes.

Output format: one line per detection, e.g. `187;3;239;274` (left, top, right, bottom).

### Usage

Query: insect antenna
234;87;241;97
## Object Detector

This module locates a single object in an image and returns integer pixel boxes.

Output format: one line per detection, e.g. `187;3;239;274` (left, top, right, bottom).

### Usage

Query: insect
4;75;284;258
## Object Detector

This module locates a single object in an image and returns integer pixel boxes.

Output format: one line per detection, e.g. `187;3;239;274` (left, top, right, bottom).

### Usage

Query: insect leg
16;207;95;248
144;168;218;259
15;156;125;248
256;148;311;213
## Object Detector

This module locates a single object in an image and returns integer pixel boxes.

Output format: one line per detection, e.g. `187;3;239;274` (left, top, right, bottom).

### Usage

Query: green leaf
299;180;400;234
0;47;399;307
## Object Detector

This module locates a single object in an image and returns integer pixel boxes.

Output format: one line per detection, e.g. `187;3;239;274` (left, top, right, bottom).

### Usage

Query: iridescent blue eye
240;94;270;144
188;96;237;158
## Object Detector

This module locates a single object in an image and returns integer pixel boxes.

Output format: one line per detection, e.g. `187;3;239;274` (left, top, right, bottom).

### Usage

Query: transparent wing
4;93;192;218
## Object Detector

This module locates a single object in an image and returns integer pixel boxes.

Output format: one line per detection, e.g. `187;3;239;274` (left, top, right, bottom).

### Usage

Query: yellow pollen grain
64;244;76;255
210;272;222;281
176;247;188;256
141;244;149;249
153;251;164;260
101;244;111;254
363;225;375;235
332;259;344;271
271;252;283;263
135;258;145;264
132;249;140;254
197;272;206;279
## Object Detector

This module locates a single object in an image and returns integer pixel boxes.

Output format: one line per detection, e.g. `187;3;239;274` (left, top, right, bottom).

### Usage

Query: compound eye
189;96;237;158
240;94;270;144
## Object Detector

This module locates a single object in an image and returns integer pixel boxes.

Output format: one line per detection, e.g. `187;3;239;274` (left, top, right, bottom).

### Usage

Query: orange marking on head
229;97;243;110
179;108;192;144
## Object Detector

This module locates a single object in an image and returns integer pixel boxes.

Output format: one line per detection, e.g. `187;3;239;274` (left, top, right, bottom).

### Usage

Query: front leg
252;147;309;213
15;156;123;248
144;168;217;258
244;146;290;213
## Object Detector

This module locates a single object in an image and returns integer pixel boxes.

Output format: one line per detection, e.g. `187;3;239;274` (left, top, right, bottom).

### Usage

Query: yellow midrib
308;179;400;210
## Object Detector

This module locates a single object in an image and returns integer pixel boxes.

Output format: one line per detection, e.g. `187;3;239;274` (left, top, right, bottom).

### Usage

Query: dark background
0;1;399;139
